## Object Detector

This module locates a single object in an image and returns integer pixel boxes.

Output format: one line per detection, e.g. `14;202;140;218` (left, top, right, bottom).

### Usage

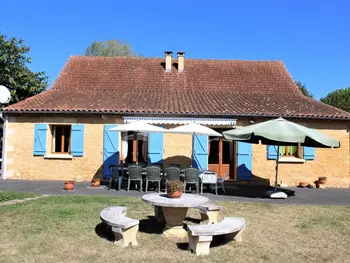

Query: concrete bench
197;204;223;224
187;217;245;256
100;206;139;247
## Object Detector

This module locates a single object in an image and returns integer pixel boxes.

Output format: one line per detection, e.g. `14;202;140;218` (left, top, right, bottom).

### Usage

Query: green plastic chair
145;166;162;193
184;168;200;194
108;165;120;190
127;165;143;192
165;167;181;181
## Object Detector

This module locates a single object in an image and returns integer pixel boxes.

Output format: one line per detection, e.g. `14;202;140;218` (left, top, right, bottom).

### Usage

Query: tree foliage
0;34;48;104
320;87;350;112
295;80;313;98
85;40;140;57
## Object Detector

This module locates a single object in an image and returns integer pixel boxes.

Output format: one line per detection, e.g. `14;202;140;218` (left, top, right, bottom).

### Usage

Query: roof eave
2;110;350;121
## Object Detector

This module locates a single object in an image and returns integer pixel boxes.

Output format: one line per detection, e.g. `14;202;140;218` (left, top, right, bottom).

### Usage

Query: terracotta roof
4;56;350;120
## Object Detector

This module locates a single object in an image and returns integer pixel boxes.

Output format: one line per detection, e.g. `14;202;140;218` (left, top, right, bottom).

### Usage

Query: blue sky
1;0;349;99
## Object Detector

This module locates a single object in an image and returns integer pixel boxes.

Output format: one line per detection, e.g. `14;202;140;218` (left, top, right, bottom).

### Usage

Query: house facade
2;52;350;187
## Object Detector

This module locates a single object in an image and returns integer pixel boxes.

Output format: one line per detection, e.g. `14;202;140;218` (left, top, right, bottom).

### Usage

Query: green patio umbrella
223;117;340;193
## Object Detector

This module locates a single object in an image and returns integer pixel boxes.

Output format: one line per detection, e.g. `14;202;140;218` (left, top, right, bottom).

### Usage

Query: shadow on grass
95;222;114;242
139;216;163;234
176;234;237;251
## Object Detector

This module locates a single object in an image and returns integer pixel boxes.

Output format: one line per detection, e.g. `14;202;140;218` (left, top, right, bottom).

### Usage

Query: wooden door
208;137;235;180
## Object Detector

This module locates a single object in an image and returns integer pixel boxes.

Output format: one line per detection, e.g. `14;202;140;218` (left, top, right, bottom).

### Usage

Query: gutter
0;112;7;179
2;110;350;121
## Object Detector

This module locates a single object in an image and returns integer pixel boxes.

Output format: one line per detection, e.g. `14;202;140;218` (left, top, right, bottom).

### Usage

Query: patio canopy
223;117;340;194
167;123;222;137
167;123;221;168
109;121;167;133
109;121;167;164
223;117;340;148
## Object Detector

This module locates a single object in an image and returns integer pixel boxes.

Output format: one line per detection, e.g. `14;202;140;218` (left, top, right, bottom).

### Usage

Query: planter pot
298;182;309;188
64;181;75;191
91;179;101;187
318;177;327;185
167;191;183;198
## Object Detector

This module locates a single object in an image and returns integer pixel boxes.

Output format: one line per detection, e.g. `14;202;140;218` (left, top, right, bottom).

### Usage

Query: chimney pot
177;51;185;72
165;51;173;72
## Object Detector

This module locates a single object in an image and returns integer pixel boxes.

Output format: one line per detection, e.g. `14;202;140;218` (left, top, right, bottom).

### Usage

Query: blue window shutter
192;135;208;171
103;125;119;179
303;147;315;160
71;124;84;157
33;124;47;156
267;145;278;160
148;132;164;164
237;142;252;180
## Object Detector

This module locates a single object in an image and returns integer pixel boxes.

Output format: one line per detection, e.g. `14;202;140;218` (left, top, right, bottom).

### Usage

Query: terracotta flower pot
318;177;327;185
167;191;183;198
64;181;75;191
298;182;309;188
91;179;101;187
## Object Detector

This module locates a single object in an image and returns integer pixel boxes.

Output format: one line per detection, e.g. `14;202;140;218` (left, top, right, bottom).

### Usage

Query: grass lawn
0;191;39;202
0;195;349;263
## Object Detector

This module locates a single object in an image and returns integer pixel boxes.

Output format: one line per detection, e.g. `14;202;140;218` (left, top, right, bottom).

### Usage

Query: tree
320;87;350;112
295;80;313;98
85;40;140;57
0;34;48;104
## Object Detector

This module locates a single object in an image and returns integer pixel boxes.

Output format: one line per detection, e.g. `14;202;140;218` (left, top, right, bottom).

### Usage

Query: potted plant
298;181;309;188
166;180;184;198
91;179;101;187
318;177;327;185
64;180;75;191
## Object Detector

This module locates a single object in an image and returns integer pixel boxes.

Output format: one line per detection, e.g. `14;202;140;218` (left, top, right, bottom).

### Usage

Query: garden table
142;193;208;238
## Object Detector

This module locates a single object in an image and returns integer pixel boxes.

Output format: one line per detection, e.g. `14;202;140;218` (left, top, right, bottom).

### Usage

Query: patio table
142;193;208;238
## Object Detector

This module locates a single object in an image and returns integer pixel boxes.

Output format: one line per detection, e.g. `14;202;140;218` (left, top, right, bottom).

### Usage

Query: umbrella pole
136;132;138;165
274;146;280;192
191;134;194;167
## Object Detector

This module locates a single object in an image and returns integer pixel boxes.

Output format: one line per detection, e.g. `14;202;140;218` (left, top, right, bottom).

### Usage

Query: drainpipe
0;112;7;179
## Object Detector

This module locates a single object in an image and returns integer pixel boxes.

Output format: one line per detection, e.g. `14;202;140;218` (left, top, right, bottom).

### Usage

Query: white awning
123;117;236;126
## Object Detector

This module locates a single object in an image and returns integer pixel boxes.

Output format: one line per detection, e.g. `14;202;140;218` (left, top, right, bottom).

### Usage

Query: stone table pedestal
142;193;209;238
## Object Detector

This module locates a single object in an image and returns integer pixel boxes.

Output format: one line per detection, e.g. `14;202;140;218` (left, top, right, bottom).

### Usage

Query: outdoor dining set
108;163;226;195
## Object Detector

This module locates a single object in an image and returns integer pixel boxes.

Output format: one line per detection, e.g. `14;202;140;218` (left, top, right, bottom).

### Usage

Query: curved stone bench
100;206;139;247
197;203;223;224
187;217;245;256
100;206;127;220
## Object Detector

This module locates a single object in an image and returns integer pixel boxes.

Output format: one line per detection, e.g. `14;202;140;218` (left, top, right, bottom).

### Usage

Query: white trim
123;116;236;126
278;157;305;163
44;154;73;160
1;115;8;179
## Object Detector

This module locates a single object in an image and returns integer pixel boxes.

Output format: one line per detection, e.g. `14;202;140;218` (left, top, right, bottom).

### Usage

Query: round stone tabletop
142;193;209;208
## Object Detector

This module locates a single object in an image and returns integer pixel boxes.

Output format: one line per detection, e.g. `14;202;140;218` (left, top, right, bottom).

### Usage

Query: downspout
0;112;8;179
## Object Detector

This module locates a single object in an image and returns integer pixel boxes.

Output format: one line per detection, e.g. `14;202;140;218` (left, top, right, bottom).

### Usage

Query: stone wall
4;115;124;182
3;115;350;187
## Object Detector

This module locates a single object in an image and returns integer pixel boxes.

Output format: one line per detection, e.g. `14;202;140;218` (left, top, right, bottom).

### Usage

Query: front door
208;136;235;179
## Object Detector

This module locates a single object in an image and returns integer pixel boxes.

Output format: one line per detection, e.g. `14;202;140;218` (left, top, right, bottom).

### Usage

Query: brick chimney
177;51;185;72
165;51;173;72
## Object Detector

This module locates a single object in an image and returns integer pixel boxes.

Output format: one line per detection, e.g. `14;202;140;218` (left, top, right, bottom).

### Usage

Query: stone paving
0;179;349;205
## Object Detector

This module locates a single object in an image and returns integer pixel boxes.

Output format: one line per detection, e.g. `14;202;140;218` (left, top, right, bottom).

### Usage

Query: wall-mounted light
101;115;107;120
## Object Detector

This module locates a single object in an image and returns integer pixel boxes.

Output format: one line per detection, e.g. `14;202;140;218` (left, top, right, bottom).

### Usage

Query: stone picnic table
142;193;209;238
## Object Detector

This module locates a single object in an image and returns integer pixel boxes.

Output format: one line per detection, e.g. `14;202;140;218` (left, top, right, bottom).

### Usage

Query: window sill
44;154;73;160
278;157;305;163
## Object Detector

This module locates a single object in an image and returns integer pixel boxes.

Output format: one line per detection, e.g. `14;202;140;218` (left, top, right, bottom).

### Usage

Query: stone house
2;52;350;187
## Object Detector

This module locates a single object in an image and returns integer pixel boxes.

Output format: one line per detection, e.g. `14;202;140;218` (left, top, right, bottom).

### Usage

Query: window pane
209;138;219;164
54;127;63;152
64;127;71;152
288;146;298;156
280;146;286;156
222;141;232;164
